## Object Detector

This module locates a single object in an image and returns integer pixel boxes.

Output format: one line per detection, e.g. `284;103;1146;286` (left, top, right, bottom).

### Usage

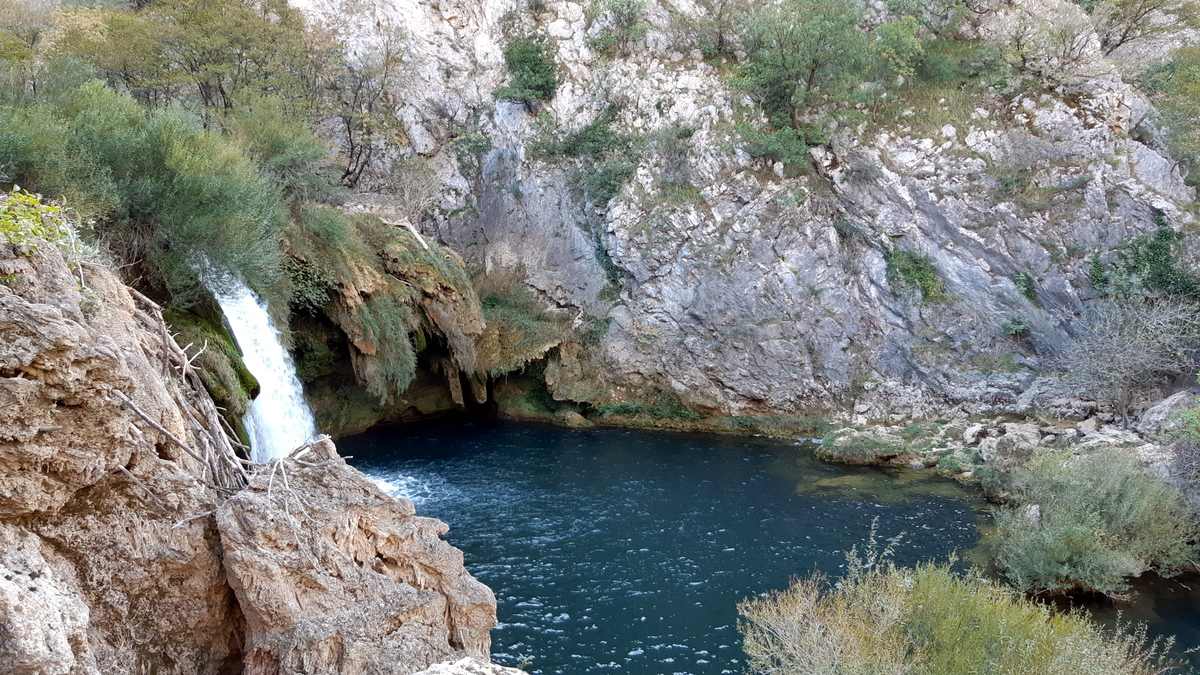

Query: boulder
962;423;985;445
1138;390;1199;438
217;438;497;674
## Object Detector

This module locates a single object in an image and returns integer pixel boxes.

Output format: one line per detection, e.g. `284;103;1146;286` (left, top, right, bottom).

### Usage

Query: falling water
210;278;317;462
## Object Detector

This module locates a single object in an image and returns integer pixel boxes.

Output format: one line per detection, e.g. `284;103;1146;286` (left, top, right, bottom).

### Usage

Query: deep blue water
341;421;985;674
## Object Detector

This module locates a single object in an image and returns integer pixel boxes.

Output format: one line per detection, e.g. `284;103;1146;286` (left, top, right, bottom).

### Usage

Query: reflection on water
341;421;1197;674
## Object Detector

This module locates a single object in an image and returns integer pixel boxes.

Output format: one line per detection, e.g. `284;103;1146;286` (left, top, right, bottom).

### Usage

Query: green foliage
224;96;335;200
51;0;321;119
358;293;417;403
874;16;924;80
1014;270;1038;302
534;108;642;206
283;255;335;316
986;449;1199;596
885;249;948;303
451;131;492;175
587;0;648;56
739;531;1174;675
0;187;68;250
1143;47;1200;186
576;157;637;205
735;123;818;170
475;270;568;376
0;80;284;302
1090;253;1110;291
594;393;701;421
497;36;558;105
1111;226;1200;299
1002;316;1031;337
734;0;870;130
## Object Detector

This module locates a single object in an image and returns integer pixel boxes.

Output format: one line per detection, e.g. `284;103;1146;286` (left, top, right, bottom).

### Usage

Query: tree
1058;297;1200;425
735;0;871;130
1144;47;1200;186
496;36;558;107
1086;0;1200;55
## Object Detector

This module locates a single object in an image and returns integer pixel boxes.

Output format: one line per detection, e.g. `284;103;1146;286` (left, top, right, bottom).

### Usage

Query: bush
1143;47;1200;186
736;123;816;171
0;187;69;250
496;36;558;105
587;0;648;56
0;80;285;302
739;526;1171;672
734;0;870;130
1107;225;1200;300
1058;297;1200;425
986;449;1199;596
885;248;947;303
224;96;335;200
739;530;1174;675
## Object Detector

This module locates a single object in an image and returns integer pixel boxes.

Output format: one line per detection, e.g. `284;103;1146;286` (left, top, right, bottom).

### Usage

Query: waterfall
210;278;317;462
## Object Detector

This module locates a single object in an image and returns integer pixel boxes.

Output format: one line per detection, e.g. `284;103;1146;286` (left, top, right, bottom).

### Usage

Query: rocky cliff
301;0;1197;425
0;234;502;673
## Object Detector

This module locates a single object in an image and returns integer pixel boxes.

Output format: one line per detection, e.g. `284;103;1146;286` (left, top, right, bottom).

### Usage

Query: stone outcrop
0;235;503;673
218;438;495;674
307;0;1197;423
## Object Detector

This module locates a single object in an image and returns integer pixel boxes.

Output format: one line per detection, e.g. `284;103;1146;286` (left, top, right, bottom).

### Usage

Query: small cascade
210;278;317;462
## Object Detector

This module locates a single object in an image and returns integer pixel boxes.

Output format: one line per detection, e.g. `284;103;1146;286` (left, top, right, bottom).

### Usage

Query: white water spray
210;278;317;462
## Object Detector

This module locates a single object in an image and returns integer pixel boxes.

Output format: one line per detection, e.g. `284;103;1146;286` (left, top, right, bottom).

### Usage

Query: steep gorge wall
0;237;505;673
320;0;1197;423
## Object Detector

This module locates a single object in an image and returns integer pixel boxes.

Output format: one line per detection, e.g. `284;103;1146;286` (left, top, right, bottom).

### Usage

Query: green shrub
885;249;948;303
283;255;335;315
736;123;816;171
734;0;870;129
587;0;648;56
986;449;1199;596
224;96;335;200
1014;270;1038;302
739;532;1174;675
1002;316;1031;337
1143;47;1200;186
496;37;558;105
1110;225;1200;300
575;157;636;205
0;80;284;302
0;187;69;250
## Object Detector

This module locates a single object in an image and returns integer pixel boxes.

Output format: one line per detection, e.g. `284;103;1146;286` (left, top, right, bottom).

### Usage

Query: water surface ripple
343;421;983;674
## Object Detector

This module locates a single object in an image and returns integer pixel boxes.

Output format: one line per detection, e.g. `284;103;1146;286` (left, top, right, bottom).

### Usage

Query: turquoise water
342;421;985;674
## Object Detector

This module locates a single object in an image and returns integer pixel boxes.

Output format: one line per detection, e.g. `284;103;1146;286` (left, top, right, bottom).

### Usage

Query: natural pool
341;420;1198;674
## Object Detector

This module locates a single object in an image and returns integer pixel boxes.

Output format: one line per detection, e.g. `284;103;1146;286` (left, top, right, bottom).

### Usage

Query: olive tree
1059;297;1200;425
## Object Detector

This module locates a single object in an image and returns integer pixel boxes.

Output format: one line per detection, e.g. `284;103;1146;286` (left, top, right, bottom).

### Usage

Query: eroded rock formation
0;237;502;673
219;438;495;673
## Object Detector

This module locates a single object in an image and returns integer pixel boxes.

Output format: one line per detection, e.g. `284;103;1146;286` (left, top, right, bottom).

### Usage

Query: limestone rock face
0;240;243;673
311;0;1198;420
217;438;496;675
